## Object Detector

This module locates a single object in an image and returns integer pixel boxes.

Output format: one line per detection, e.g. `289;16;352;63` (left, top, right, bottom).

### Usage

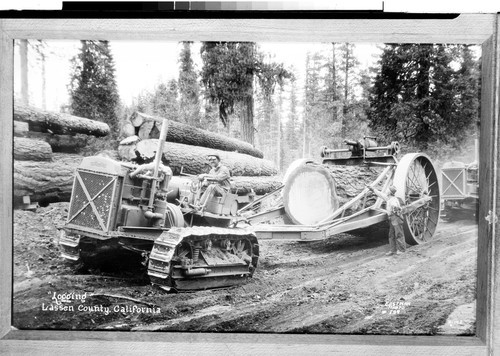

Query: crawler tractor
61;119;441;292
60;119;258;291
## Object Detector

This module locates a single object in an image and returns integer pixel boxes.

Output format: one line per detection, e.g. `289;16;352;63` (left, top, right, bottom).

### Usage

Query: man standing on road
368;185;405;256
196;154;232;209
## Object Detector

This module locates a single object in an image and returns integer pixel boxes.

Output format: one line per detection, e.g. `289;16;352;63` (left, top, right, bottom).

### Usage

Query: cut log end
282;162;384;225
283;163;339;225
14;137;53;161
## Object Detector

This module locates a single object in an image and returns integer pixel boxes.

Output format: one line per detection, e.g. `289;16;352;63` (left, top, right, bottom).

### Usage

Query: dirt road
12;203;477;335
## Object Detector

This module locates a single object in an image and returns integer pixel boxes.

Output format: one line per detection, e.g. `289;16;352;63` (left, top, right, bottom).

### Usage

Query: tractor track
12;203;478;335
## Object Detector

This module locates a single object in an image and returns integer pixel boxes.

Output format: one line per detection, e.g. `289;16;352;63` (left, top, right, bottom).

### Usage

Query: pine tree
178;42;201;127
452;45;480;144
303;50;333;157
69;40;120;133
368;44;480;153
200;41;290;144
254;84;275;161
338;43;360;137
19;39;29;105
285;75;299;147
324;43;340;128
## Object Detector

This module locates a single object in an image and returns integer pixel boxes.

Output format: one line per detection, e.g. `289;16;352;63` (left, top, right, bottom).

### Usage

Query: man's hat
388;185;397;195
207;154;220;161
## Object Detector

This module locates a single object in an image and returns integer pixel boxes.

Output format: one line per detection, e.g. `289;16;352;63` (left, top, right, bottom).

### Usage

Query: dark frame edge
0;14;498;355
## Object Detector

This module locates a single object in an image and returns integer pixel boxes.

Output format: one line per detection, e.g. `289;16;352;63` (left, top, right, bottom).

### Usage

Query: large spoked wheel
393;153;440;245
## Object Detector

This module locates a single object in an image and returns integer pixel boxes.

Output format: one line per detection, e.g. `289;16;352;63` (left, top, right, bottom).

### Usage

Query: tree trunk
241;95;255;145
342;44;349;137
14;104;110;137
20;40;29;105
119;139;278;177
14;153;83;206
14;137;52;161
276;90;283;169
331;43;338;124
128;112;263;158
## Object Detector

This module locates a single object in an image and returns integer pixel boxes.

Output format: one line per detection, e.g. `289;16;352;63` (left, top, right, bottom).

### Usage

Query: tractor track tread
147;226;259;291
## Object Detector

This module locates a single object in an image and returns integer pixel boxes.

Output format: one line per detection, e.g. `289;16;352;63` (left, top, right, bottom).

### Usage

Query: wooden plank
476;18;499;353
0;331;487;355
488;14;500;356
0;25;13;339
0;15;495;44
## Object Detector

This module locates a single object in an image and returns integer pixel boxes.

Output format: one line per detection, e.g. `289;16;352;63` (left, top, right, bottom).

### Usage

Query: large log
128;112;264;158
14;153;83;206
14;130;88;153
282;162;383;225
169;175;282;196
14;104;110;137
14;137;52;161
231;176;283;195
119;138;278;177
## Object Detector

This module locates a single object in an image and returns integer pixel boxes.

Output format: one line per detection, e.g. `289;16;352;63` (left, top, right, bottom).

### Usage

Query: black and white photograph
11;38;479;334
1;8;499;356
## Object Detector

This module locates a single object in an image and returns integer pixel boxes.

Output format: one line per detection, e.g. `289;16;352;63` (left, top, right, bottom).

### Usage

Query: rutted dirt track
13;203;477;335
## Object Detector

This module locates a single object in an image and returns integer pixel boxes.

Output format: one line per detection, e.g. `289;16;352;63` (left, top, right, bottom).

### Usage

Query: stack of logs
118;112;282;196
13;107;282;208
13;104;110;208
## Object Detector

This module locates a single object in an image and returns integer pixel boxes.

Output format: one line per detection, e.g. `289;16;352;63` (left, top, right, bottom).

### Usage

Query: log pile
118;111;282;196
13;104;109;207
14;105;281;207
118;135;282;195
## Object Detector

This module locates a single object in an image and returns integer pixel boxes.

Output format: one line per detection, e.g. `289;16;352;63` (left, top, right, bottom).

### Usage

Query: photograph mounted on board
12;39;479;334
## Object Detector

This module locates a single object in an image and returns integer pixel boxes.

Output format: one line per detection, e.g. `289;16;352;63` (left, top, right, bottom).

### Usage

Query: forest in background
15;40;480;173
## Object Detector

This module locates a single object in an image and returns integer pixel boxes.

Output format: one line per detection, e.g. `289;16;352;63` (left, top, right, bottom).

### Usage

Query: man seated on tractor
195;154;232;210
367;185;405;256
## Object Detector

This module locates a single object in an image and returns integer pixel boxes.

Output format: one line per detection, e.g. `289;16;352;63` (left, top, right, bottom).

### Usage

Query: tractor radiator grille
441;168;466;198
67;170;120;233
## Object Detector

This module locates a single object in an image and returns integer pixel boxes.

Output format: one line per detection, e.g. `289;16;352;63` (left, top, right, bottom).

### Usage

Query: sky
14;40;382;112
